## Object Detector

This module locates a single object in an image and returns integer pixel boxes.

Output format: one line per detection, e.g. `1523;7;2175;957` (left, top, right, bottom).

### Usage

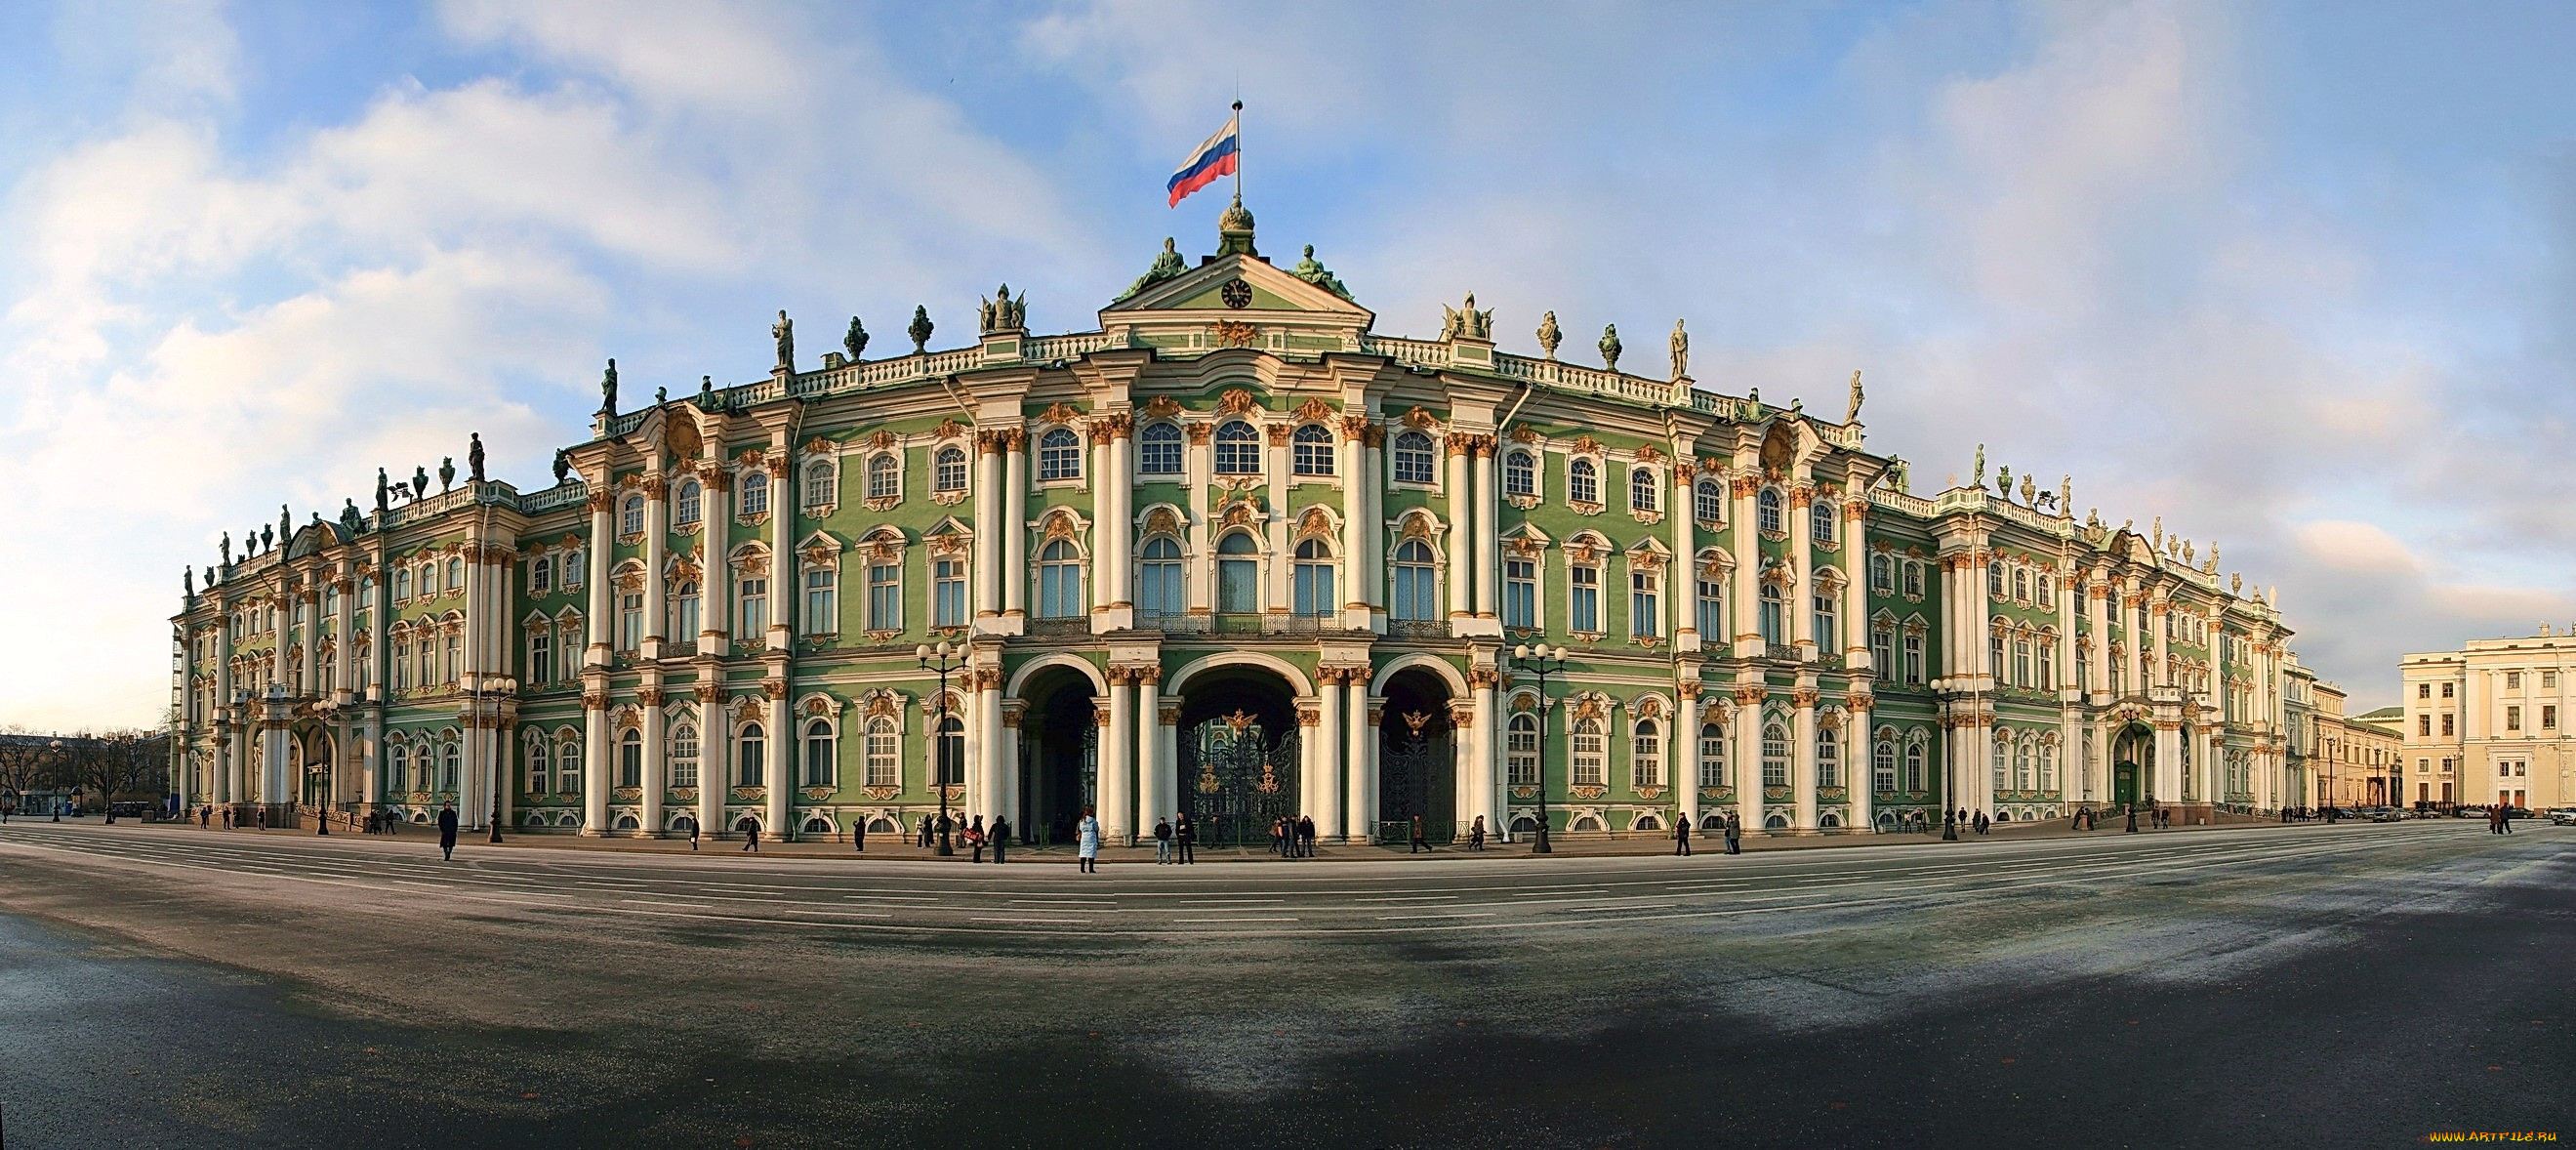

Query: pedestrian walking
1724;812;1742;854
1410;813;1430;853
687;815;700;851
740;817;760;852
1469;814;1486;851
1298;814;1317;858
852;816;866;853
1673;817;1693;856
969;814;987;863
1077;806;1101;873
1154;817;1172;864
991;816;1010;863
1270;816;1288;857
1176;810;1196;864
918;818;933;849
437;801;460;861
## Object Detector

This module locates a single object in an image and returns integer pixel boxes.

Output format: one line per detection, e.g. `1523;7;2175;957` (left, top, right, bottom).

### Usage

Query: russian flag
1166;113;1239;207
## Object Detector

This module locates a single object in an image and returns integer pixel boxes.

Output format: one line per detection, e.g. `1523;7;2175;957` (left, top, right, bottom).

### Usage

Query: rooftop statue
1535;310;1562;359
844;316;869;361
1116;237;1190;302
341;499;361;537
2021;474;2037;506
220;532;230;566
1598;324;1622;372
439;457;456;492
260;523;273;553
909;306;934;354
697;376;716;409
468;431;485;483
655;386;668;406
1996;465;2013;498
1289;245;1351;299
1846;370;1863;424
1441;294;1492;342
1669;319;1689;381
413;466;429;499
772;310;795;372
1886;457;1910;493
2060;475;2071;513
1972;444;1985;488
184;566;193;597
599;357;618;415
980;284;1026;334
375;468;389;513
277;504;291;545
552;450;570;485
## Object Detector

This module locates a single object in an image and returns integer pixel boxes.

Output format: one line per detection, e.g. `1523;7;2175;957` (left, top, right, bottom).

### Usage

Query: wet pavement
0;819;2567;1147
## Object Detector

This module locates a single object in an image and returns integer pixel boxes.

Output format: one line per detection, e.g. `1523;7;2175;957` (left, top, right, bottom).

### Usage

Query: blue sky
6;0;2575;729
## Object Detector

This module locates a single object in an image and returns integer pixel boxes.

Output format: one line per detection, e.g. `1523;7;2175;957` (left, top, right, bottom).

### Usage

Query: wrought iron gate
1378;725;1455;844
1179;712;1299;848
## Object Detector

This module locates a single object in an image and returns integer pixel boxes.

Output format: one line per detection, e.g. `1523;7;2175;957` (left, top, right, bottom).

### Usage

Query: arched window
621;495;645;536
735;573;764;637
2036;636;2055;690
2014;631;2033;687
670;722;700;789
863;719;898;788
1870;553;1893;595
740;472;770;516
1631;719;1662;788
619;728;642;788
1568;458;1599;505
1695;479;1725;524
934;714;965;786
2012;566;2028;603
438;736;460;790
388;742;410;793
1987;559;2005;597
1039;428;1082;480
558;735;582;795
1695;567;1724;640
674;481;702;527
1214;420;1261;474
1759;581;1785;646
1818;727;1841;789
1761;722;1789;787
1507;713;1540;787
737;722;766;787
528;739;550;794
1698;722;1727;788
532;554;555;596
1991;734;2010;793
1757;488;1783;534
1990;629;2007;681
1039;539;1084;618
1139;423;1182;474
863;455;896;502
1392;431;1435;485
1571;718;1606;787
2038;741;2057;792
1569;554;1601;633
935;446;968;492
1292;425;1334;475
1870;618;1894;672
1813;587;1837;652
1216;532;1261;613
2014;738;2033;792
1872;736;1898;795
1391;539;1437;621
1503;449;1536;497
1903;739;1926;792
1812;499;1837;545
1629;467;1657;513
820;458;852;507
1292;538;1335;617
1139;536;1183;616
803;719;836;788
1902;630;1925;684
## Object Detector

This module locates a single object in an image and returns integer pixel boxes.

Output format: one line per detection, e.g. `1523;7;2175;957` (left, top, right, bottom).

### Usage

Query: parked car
2549;809;2576;827
2370;807;2404;823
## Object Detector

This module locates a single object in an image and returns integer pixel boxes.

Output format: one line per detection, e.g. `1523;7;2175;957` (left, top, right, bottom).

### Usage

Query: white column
1002;432;1028;624
1361;432;1385;622
1793;688;1819;831
1735;690;1763;831
764;687;791;836
2152;594;2172;690
1314;672;1343;841
1730;469;1759;657
698;687;722;841
999;705;1022;833
1678;691;1706;829
640;689;666;836
1450;700;1477;838
1476;440;1500;620
1849;698;1874;831
1345;670;1372;841
586;487;615;668
1107;423;1134;623
1101;672;1135;844
2087;582;2110;696
974;433;1003;623
1155;699;1180;833
1841;499;1867;671
1472;673;1498;835
1446;435;1472;629
1092;431;1116;618
2154;720;2183;803
643;475;669;660
766;450;793;652
1135;672;1163;830
1670;469;1696;647
703;472;731;650
1789;482;1815;661
583;696;609;835
1340;425;1367;629
978;675;1005;824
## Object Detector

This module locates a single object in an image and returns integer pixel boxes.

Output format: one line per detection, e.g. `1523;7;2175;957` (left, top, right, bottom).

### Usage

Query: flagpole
1232;99;1243;201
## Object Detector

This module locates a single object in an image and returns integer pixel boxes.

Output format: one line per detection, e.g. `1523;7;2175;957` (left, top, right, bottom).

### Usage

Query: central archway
1174;664;1300;848
1377;667;1457;844
2110;721;2152;807
1016;666;1099;845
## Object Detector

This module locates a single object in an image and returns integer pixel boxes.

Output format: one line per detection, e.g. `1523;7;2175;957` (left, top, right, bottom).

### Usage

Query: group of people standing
1150;811;1199;864
1671;812;1744;855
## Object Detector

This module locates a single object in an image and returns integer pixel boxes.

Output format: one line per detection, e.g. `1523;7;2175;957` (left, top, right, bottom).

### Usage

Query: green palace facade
168;202;2301;845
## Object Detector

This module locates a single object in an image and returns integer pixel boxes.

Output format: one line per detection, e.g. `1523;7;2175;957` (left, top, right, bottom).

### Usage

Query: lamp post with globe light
918;641;966;856
1510;643;1568;855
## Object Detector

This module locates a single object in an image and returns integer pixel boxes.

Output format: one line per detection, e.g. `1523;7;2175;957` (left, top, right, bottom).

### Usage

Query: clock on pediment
1219;277;1252;309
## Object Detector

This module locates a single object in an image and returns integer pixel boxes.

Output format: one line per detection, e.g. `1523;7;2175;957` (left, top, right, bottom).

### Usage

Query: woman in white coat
1076;806;1101;874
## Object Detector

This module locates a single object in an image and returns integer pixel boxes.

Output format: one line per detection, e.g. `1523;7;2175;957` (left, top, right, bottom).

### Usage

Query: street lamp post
484;676;513;844
918;641;965;857
48;739;63;821
1510;643;1567;855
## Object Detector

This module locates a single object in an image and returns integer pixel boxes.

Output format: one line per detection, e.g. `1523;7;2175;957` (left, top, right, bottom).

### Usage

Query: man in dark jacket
740;816;760;852
1297;814;1317;858
1410;813;1430;853
1724;812;1741;854
852;816;865;853
990;815;1010;864
1672;816;1692;856
1154;817;1174;864
437;801;460;861
1175;811;1196;864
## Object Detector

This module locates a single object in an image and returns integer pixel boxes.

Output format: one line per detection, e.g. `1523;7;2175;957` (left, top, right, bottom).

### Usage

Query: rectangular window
1871;625;1894;674
2418;714;2431;737
2545;705;2556;731
1630;571;1659;638
807;568;841;635
2507;705;2521;732
1507;719;1539;787
2441;682;2454;698
1697;577;1723;641
1138;558;1181;618
566;550;586;589
2418;682;2431;699
1292;562;1335;618
1902;561;1923;598
1219;557;1260;614
529;635;551;684
2507;671;2521;689
1505;559;1537;630
934;559;967;628
2546;672;2559;689
865;563;898;631
1570;566;1600;634
620;594;643;651
1698;726;1727;789
1571;723;1605;787
1903;633;1924;685
740;579;767;637
2440;714;2453;736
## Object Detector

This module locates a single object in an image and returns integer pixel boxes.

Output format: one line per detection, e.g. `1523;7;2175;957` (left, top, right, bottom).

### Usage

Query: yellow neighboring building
2400;631;2576;811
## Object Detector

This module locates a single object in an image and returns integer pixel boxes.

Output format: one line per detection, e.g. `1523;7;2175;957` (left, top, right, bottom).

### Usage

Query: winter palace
169;201;2305;845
